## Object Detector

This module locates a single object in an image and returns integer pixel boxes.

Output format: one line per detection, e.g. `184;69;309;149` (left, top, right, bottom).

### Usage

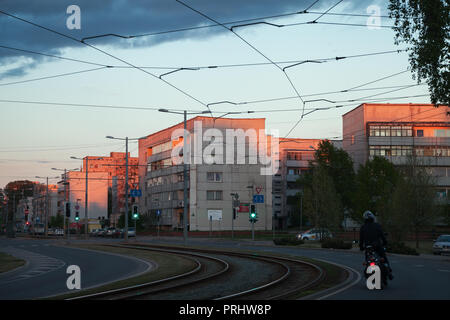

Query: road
1;236;449;300
0;237;152;300
138;236;450;300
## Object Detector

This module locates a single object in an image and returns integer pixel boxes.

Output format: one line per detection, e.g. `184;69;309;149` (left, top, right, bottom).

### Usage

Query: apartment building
64;170;108;229
31;184;58;229
138;117;273;232
273;138;322;229
343;103;450;197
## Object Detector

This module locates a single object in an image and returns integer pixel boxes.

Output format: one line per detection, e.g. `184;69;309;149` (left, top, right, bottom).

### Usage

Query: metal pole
300;193;303;233
252;221;255;241
125;137;129;242
45;177;49;237
85;157;89;239
232;208;234;240
183;110;188;245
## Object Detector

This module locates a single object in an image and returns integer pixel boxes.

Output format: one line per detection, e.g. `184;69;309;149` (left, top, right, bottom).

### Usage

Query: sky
0;0;432;189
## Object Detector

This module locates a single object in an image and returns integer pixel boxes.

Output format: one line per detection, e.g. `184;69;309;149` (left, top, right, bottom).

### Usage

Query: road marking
437;269;450;273
415;265;424;267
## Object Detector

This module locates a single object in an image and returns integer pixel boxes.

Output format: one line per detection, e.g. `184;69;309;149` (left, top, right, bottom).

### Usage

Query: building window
207;172;223;182
435;129;450;137
369;125;413;137
416;129;424;137
207;190;223;201
287;152;302;160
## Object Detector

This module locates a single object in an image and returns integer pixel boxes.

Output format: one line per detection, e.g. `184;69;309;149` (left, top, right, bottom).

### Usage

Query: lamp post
106;136;144;241
158;109;210;245
70;156;103;238
35;176;59;237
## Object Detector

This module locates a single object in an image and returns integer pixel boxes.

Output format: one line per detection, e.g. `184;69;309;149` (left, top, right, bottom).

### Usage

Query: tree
387;156;439;247
353;156;401;224
302;165;342;234
310;140;356;212
49;214;64;229
388;0;449;106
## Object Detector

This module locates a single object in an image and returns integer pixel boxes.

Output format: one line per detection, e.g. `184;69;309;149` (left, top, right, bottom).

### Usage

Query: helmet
363;210;375;221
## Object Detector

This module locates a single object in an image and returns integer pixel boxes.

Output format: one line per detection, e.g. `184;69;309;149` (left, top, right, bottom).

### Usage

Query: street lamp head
70;156;78;160
105;135;114;139
158;108;169;113
201;110;210;114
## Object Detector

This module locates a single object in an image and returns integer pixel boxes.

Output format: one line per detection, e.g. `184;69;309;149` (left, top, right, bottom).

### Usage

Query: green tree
388;0;449;106
387;156;439;247
310;140;356;212
353;156;400;224
49;213;64;228
302;165;342;233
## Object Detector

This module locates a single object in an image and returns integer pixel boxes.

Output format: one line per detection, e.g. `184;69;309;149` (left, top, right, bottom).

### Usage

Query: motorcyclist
359;210;393;280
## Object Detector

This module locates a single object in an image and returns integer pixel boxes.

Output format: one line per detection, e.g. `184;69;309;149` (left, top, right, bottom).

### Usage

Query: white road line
437;269;450;273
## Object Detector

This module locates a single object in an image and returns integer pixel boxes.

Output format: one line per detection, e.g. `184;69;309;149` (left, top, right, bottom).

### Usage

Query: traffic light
75;213;80;221
249;204;258;223
65;202;71;218
132;204;139;220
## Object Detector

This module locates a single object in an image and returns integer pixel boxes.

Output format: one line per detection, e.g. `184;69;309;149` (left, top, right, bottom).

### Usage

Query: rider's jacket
359;221;387;250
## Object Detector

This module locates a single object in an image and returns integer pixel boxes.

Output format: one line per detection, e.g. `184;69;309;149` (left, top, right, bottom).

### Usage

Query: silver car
433;235;450;255
296;228;333;241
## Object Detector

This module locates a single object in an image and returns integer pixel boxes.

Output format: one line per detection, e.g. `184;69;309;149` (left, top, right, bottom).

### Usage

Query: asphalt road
137;236;450;300
0;237;151;300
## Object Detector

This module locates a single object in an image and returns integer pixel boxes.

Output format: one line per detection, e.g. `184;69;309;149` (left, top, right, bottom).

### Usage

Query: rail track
67;243;326;300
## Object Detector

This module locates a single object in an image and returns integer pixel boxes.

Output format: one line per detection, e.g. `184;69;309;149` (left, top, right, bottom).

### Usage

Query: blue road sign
130;189;142;197
156;210;161;216
253;195;264;203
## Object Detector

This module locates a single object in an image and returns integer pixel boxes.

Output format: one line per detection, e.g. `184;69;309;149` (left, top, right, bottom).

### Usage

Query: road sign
253;195;264;203
75;204;80;210
238;203;249;212
156;210;161;216
208;210;222;221
130;189;142;197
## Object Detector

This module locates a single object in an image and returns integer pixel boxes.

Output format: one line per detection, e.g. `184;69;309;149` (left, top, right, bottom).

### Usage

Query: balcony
369;136;450;146
286;160;310;168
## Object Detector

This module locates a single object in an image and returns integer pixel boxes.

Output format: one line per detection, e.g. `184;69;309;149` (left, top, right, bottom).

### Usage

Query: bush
321;238;353;250
273;237;304;246
386;242;419;256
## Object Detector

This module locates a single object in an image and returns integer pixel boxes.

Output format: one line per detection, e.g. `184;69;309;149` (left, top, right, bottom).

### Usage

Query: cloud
0;0;381;77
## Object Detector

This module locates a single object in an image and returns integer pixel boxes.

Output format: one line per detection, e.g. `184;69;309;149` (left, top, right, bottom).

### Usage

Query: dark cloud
0;0;378;77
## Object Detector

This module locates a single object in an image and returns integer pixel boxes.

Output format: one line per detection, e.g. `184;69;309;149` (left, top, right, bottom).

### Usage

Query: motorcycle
363;245;389;289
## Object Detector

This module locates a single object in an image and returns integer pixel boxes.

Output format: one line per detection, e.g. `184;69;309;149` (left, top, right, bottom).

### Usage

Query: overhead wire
0;9;213;116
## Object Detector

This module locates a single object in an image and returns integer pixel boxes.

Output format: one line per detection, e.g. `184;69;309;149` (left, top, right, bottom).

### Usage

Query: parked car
111;229;122;238
89;229;100;237
127;227;136;237
105;227;116;237
97;228;107;237
433;234;450;255
296;228;333;241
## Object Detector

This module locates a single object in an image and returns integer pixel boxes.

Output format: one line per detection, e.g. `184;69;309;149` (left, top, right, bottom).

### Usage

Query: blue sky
0;0;431;188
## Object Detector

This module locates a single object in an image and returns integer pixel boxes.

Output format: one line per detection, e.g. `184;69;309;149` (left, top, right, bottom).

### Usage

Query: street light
158;109;210;245
106;135;145;242
70;156;103;238
35;176;59;237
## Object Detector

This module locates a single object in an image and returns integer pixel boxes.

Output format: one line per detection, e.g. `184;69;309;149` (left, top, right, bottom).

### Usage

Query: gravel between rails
113;244;324;300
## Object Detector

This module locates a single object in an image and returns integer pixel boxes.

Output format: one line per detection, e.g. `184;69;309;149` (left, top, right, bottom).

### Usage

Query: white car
433;235;450;255
296;228;333;241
